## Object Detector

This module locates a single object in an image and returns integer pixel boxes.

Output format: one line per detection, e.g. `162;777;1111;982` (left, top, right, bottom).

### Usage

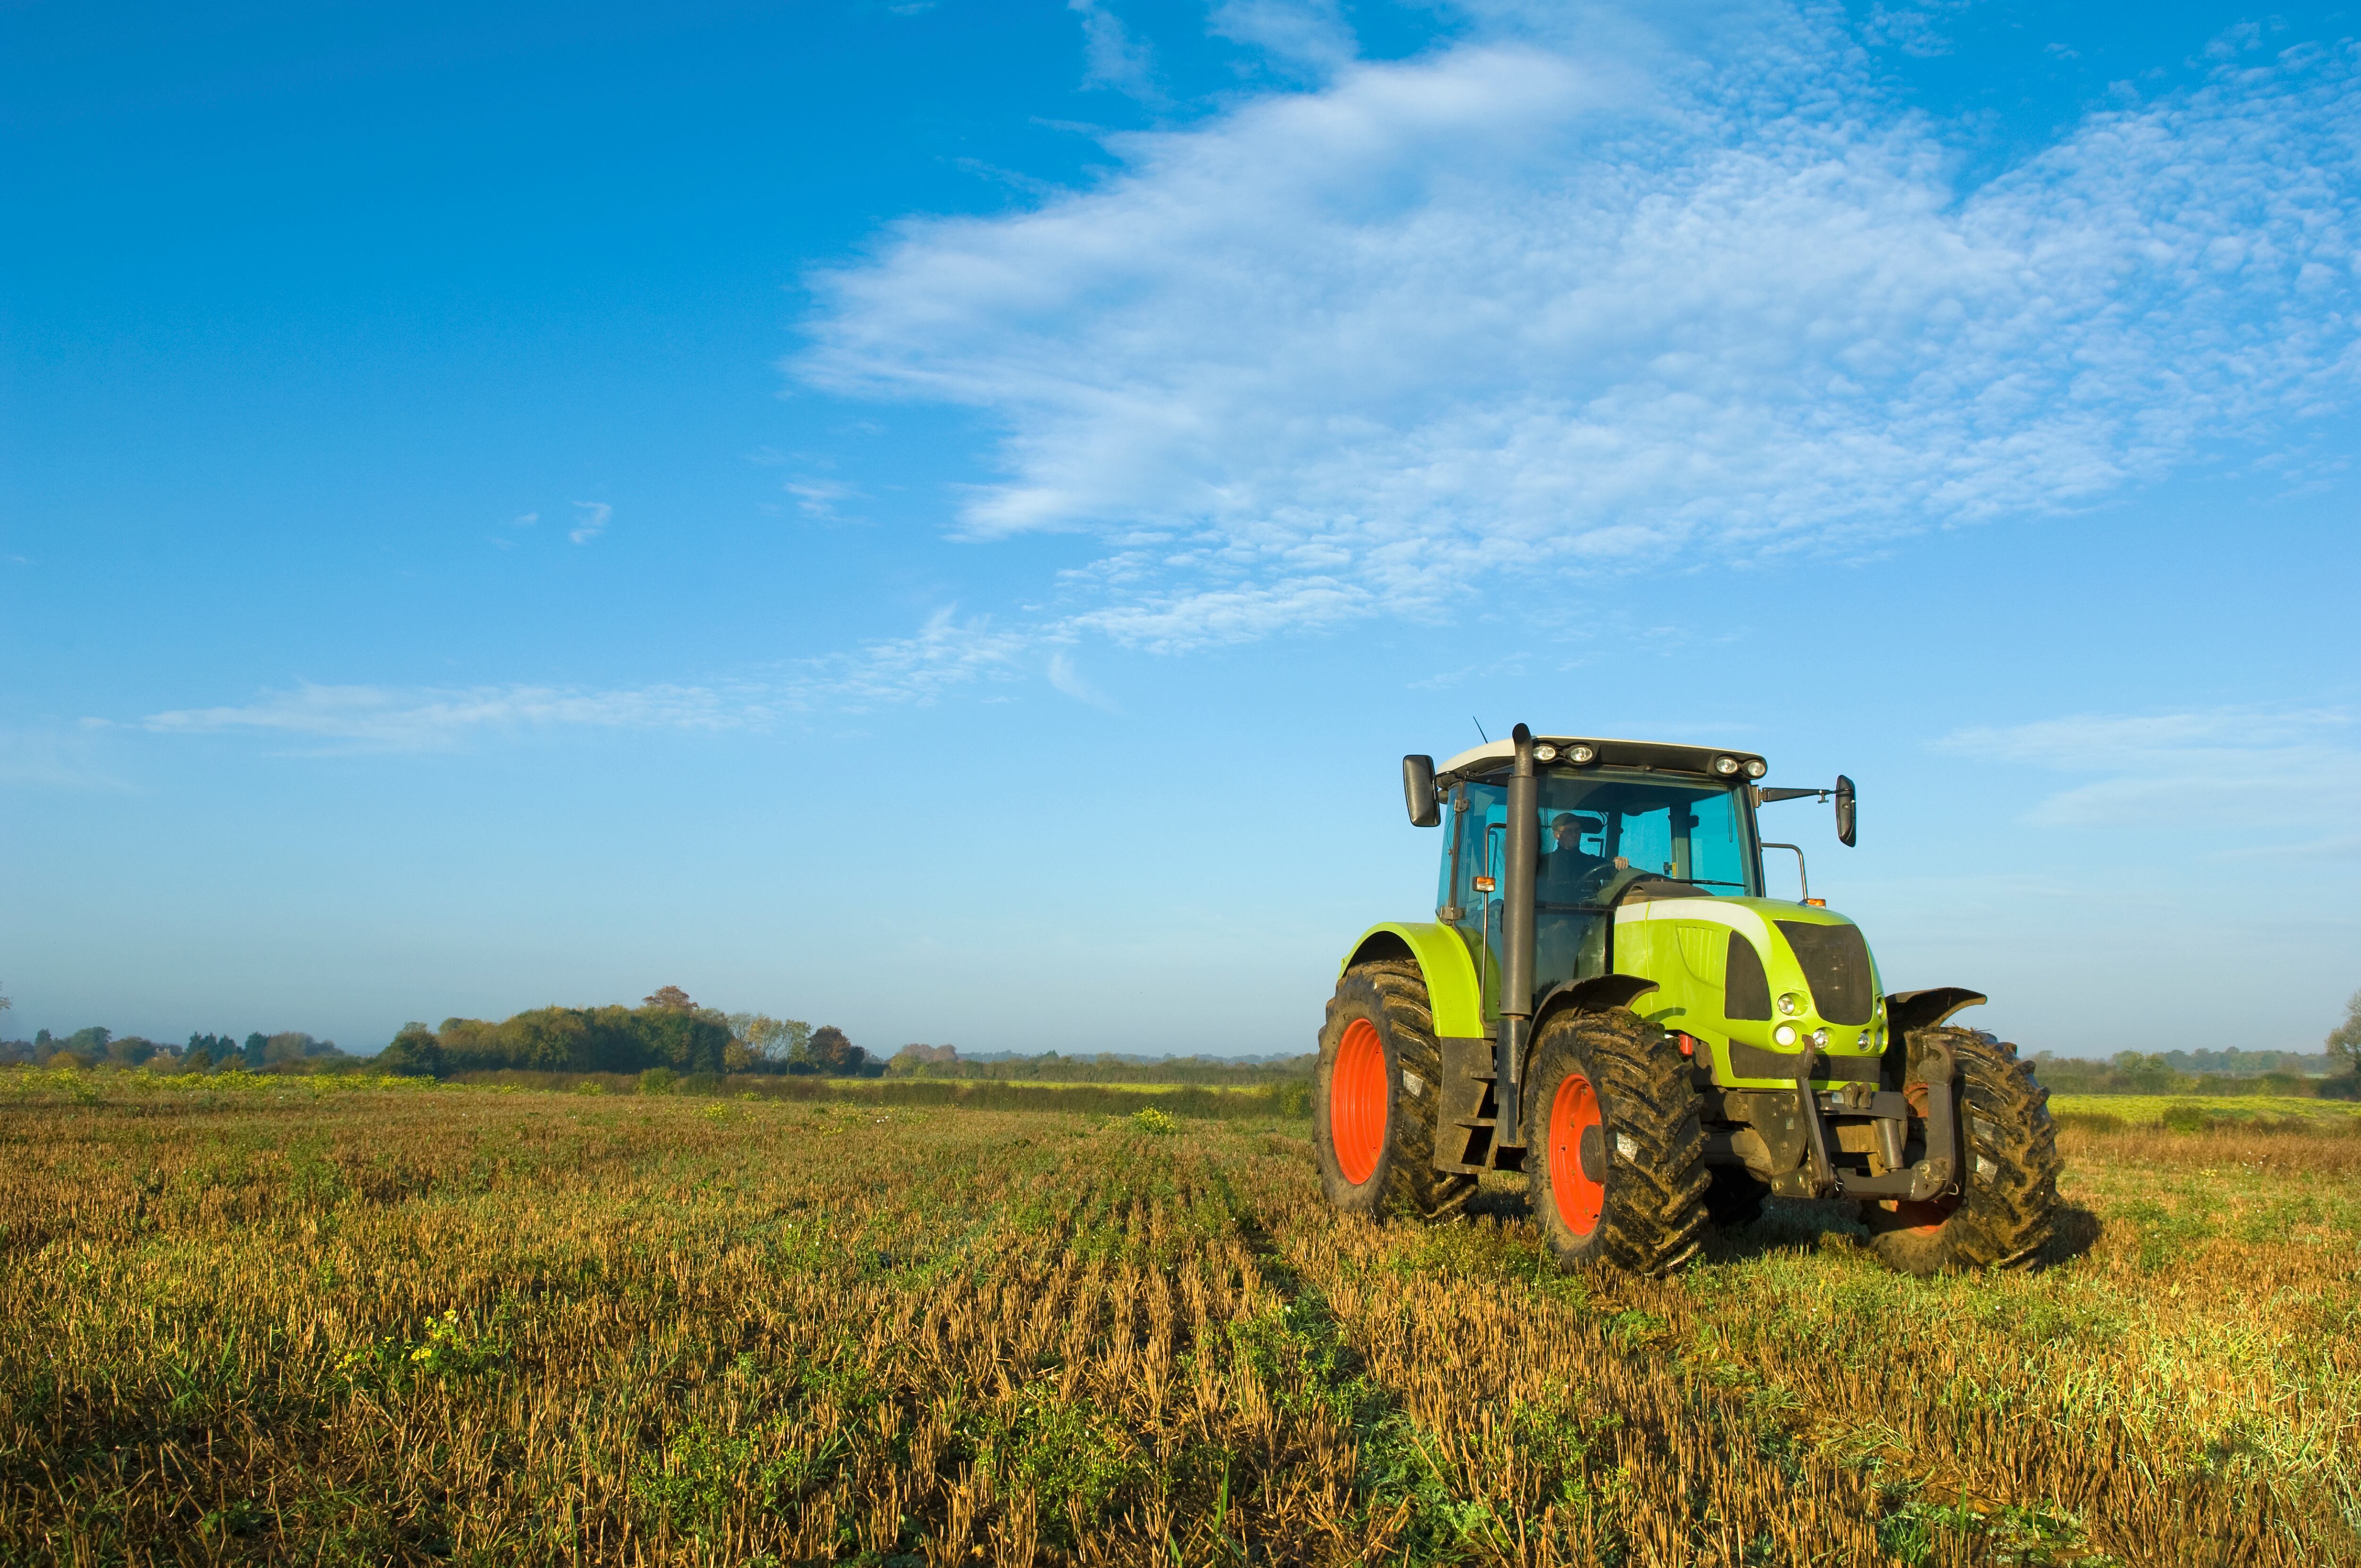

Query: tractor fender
1885;987;1987;1038
1535;973;1661;1023
1525;975;1663;1082
1881;987;1988;1089
1341;923;1485;1041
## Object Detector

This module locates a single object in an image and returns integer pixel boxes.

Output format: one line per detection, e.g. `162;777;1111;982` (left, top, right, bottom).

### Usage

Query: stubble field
2;1073;2355;1567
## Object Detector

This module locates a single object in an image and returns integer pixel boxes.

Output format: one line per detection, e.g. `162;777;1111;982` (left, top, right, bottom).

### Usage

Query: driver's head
1553;813;1604;852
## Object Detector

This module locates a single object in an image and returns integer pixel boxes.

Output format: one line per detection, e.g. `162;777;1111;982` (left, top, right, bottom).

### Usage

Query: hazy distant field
2;1071;2354;1565
2047;1093;2361;1126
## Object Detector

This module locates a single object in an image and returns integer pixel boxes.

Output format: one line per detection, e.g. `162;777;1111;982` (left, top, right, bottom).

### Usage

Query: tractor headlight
1773;1024;1798;1047
1776;992;1804;1017
1567;744;1596;764
1534;743;1558;762
1714;755;1741;775
1744;759;1767;778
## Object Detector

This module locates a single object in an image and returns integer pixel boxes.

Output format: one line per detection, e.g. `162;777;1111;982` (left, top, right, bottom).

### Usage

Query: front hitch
1773;1036;1960;1202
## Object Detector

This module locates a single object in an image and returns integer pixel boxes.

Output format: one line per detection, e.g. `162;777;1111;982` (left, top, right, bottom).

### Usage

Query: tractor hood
1613;895;1888;1080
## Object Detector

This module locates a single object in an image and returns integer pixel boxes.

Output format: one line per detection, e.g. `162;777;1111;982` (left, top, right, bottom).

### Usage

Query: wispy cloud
135;610;1035;751
142;681;763;751
1210;0;1356;76
0;725;134;792
1069;0;1160;101
801;7;2361;652
569;500;611;544
1936;706;2361;841
1045;650;1121;712
783;476;862;521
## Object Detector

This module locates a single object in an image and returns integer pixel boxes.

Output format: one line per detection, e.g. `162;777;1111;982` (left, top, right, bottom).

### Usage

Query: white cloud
1936;707;2361;835
135;610;1036;751
142;681;763;751
1045;650;1121;712
784;476;861;520
799;6;2361;652
0;726;133;792
1069;0;1158;101
1210;0;1356;76
569;500;611;544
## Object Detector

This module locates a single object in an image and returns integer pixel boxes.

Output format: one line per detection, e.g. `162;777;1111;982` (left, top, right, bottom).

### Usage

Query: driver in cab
1538;812;1616;904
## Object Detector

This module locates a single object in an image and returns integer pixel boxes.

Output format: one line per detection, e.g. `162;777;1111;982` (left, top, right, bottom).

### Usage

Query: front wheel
1314;961;1475;1222
1527;1009;1707;1275
1865;1027;2061;1276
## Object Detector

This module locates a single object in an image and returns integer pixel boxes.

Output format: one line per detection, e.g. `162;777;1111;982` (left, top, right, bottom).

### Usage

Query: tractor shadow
1464;1184;2104;1271
1694;1197;2104;1269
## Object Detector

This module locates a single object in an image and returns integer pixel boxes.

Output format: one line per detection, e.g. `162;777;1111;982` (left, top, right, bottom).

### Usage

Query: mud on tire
1527;1008;1708;1275
1865;1026;2062;1276
1314;960;1477;1222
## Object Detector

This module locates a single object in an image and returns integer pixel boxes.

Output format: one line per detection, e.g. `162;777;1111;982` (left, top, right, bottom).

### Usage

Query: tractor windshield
1443;769;1761;1016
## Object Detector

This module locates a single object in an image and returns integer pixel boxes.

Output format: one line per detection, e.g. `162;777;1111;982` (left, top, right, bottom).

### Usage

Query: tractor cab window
1446;769;1759;1020
1443;780;1508;1013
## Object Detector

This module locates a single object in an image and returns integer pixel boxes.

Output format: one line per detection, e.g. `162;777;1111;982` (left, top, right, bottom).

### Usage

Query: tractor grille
1776;921;1873;1024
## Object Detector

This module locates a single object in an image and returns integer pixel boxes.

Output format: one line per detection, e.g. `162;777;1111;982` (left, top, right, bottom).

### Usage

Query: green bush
1267;1081;1313;1119
637;1067;679;1096
2160;1102;2212;1133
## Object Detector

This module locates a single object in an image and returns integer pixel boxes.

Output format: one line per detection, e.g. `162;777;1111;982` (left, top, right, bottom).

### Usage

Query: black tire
1314;960;1477;1222
1866;1027;2062;1276
1703;1167;1768;1229
1526;1008;1708;1275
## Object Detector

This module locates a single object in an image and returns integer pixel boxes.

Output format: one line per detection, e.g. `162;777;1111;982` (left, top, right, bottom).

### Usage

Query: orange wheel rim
1547;1072;1605;1237
1893;1196;1957;1235
1332;1018;1387;1186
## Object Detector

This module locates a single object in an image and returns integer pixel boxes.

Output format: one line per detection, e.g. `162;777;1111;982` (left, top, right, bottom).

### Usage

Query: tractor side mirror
1402;755;1441;827
1835;774;1857;847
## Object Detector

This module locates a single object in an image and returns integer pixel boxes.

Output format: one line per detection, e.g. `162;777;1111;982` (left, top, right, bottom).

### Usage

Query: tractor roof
1436;735;1766;784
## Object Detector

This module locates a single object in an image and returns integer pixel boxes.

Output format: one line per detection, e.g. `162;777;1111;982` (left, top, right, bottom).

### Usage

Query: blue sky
4;0;2356;1059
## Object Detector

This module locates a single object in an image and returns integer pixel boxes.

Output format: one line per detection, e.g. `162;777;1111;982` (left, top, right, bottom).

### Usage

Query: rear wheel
1314;961;1476;1221
1527;1008;1707;1274
1866;1027;2061;1276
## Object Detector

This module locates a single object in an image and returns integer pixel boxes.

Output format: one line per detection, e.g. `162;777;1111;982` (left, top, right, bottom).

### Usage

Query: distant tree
66;1026;112;1056
242;1032;269;1069
725;1013;812;1073
808;1026;864;1075
377;1022;446;1078
2329;990;2361;1076
106;1036;157;1067
644;986;694;1011
263;1032;314;1065
182;1043;213;1074
34;1029;51;1047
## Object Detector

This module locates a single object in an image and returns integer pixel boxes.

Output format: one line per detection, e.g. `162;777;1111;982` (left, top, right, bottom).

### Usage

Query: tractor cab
1426;737;1769;1018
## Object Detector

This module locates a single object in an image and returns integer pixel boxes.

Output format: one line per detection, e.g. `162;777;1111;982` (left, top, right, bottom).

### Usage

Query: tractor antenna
1472;717;1489;743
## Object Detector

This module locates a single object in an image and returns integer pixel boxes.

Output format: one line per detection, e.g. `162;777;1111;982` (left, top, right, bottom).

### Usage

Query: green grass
2048;1093;2361;1125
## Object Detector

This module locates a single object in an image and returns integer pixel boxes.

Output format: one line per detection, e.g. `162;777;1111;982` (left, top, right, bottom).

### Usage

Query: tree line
378;987;876;1078
0;1027;344;1072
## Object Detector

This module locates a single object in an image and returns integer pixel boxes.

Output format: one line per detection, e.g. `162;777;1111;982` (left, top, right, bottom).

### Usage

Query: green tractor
1314;726;2060;1277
